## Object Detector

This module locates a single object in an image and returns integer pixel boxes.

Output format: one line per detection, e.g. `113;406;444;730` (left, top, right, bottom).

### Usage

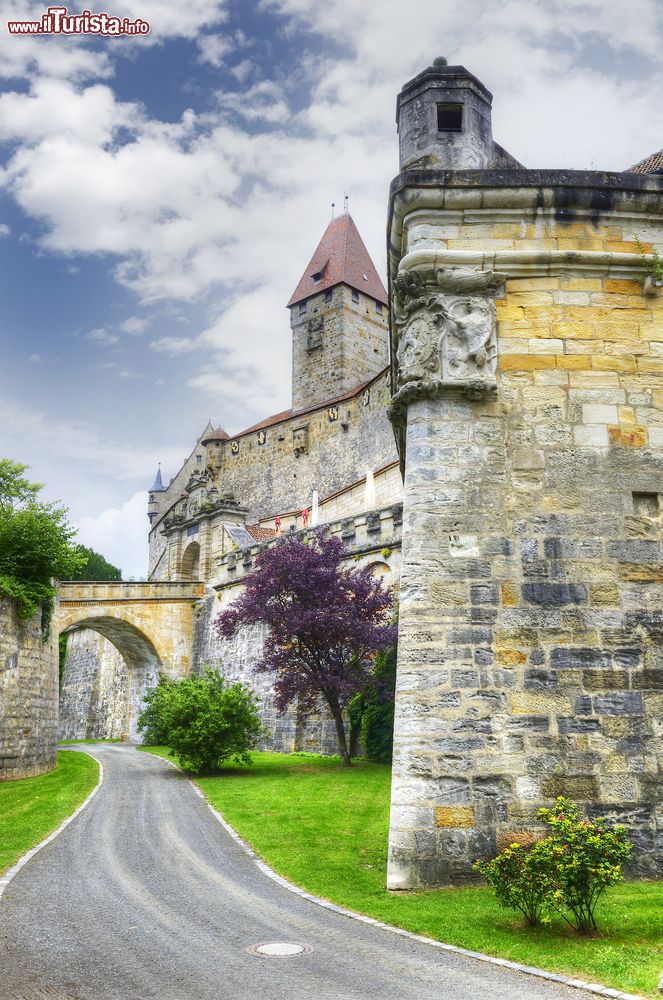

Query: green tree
69;545;122;581
348;643;397;763
137;668;264;774
0;459;83;630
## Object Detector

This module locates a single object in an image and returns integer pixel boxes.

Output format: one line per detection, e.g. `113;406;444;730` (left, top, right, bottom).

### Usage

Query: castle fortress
145;210;402;586
58;210;404;750
30;57;663;885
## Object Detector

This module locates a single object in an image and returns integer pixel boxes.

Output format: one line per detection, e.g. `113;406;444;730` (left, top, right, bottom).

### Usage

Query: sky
2;0;663;578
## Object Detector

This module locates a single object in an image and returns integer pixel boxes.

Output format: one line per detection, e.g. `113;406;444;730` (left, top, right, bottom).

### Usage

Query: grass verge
142;747;663;998
57;738;120;745
0;750;100;875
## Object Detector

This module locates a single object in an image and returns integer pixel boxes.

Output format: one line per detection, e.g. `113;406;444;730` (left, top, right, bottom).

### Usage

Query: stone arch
180;541;201;581
366;560;391;578
58;613;164;741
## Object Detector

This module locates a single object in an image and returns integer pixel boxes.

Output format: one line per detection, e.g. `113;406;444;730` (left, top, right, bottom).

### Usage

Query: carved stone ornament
307;316;324;351
389;266;504;424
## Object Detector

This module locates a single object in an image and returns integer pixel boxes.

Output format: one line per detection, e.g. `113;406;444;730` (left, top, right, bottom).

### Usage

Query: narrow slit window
437;102;463;132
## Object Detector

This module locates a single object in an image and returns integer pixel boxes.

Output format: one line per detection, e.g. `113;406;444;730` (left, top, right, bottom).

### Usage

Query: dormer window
311;259;328;285
437;102;463;132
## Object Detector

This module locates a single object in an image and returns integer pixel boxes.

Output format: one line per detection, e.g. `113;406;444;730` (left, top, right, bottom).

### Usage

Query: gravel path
0;745;606;1000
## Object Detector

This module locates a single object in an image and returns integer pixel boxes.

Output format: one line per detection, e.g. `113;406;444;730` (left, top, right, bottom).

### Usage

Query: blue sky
2;0;663;576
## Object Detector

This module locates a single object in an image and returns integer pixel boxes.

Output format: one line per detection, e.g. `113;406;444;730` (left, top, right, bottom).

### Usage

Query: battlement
212;502;403;591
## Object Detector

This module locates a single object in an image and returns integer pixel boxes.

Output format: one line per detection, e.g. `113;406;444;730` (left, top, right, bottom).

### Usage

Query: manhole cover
246;942;314;958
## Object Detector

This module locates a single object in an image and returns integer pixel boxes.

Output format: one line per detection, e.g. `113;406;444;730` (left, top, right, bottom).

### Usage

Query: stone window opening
632;491;660;517
299;301;307;314
376;301;383;313
196;454;202;464
437;102;463;132
352;289;359;303
325;289;333;302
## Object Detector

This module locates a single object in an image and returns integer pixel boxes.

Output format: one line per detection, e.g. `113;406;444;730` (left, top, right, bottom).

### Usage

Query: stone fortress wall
386;59;663;886
0;597;58;779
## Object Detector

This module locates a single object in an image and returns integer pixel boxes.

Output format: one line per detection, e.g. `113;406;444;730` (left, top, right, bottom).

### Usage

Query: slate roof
287;213;388;307
149;465;165;492
627;149;663;174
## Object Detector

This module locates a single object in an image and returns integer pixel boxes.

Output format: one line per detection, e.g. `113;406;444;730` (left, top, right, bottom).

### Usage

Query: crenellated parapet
212;502;403;591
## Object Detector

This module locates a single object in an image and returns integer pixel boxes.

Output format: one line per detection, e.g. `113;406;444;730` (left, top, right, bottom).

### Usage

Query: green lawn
0;750;100;875
57;738;120;745
142;747;663;998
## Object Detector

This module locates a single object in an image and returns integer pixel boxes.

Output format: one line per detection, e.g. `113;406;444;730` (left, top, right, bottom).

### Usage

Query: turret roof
201;427;230;445
287;213;388;307
149;464;165;492
627;148;663;174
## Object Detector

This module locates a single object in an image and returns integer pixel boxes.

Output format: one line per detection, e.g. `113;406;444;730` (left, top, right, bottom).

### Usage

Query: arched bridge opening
56;581;204;741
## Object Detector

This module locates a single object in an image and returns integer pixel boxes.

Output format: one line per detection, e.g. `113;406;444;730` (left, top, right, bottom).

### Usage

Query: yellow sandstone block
608;425;647;447
512;691;572;715
500;355;556;371
506;278;559;292
497;647;527;665
435;806;475;828
637;358;663;373
604;278;642;294
501;582;520;607
591;355;637;372
618;406;636;425
560;278;602;291
507;291;555;306
555;356;590;370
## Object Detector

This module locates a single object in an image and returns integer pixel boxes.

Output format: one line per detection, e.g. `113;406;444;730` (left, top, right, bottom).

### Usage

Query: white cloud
120;316;151;335
76;491;149;579
197;33;234;67
28;353;41;363
216;80;290;123
149;335;197;355
0;223;10;237
87;328;119;345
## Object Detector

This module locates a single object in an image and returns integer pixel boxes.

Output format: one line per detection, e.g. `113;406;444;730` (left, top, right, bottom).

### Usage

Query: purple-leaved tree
215;530;396;766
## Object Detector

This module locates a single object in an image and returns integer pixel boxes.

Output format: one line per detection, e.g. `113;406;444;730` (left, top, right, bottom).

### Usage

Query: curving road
0;746;604;1000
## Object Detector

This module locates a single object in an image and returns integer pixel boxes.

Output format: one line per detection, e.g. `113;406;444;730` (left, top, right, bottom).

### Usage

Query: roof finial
343;193;349;214
331;201;335;220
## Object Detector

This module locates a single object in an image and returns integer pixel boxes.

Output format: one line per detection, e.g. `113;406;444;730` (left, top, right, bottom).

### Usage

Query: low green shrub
137;668;263;774
474;797;633;936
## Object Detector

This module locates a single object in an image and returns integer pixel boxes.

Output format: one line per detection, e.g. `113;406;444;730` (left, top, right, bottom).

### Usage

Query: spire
149;464;165;492
287;213;388;308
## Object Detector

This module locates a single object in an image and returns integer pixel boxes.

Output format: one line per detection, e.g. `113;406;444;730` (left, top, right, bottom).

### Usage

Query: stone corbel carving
389;266;504;424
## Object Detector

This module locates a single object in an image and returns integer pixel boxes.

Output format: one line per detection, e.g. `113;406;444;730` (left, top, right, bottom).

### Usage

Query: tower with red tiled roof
288;211;389;411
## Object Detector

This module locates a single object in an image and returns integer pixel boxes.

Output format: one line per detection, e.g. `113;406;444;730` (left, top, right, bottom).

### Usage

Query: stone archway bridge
57;580;205;680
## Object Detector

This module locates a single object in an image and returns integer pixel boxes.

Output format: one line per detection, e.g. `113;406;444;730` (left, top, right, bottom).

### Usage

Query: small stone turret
396;57;522;171
147;464;165;525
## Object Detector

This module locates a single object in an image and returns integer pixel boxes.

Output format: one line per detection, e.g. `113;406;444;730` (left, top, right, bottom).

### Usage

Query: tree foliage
348;643;397;763
215;530;396;766
474;797;633;935
68;545;122;581
137;669;263;774
0;459;83;629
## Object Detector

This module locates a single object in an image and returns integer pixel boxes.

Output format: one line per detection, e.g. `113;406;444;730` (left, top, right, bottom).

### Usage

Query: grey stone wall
150;370;398;579
291;285;389;411
0;597;58;780
191;593;340;755
59;629;129;740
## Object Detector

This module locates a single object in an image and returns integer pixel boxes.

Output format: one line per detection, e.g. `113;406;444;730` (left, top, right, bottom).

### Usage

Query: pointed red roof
287;213;388;307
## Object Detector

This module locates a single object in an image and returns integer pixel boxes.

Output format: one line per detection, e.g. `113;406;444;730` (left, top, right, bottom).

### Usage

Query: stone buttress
386;59;663;887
